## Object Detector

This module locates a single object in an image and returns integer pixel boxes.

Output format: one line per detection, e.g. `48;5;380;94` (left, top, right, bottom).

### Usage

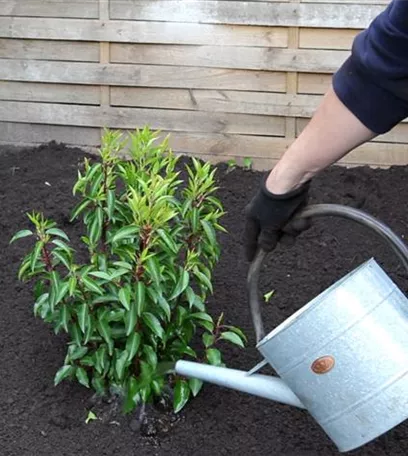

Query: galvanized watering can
175;204;408;453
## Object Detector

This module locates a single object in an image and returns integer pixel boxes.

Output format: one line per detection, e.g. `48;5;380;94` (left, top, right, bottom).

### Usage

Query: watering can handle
247;203;408;344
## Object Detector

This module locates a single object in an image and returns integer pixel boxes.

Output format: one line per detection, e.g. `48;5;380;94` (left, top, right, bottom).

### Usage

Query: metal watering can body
175;204;408;453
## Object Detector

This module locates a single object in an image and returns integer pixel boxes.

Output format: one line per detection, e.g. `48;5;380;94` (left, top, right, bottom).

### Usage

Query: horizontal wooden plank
0;101;286;136
301;0;388;4
0;59;287;92
298;73;333;94
297;118;408;144
111;87;322;117
299;28;360;50
0;0;98;18
154;132;408;167
0;81;100;105
0;17;288;47
0;39;99;62
0;121;100;147
110;1;385;28
110;44;349;73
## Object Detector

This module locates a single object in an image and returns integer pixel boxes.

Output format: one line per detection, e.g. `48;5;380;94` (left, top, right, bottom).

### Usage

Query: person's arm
244;0;408;261
266;86;375;194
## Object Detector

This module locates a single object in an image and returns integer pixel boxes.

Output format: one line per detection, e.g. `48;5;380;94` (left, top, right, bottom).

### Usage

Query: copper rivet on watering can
311;356;335;374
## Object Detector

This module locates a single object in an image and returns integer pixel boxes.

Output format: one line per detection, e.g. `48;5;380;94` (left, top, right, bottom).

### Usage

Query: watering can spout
175;360;305;409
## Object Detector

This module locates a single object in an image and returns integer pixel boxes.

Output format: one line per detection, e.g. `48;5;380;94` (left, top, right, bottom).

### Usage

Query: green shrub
11;128;246;414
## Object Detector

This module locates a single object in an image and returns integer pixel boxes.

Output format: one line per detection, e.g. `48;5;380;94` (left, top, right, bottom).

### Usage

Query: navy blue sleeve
332;0;408;134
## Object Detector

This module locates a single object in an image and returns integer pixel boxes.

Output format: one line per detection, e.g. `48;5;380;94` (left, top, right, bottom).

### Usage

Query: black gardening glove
244;174;311;262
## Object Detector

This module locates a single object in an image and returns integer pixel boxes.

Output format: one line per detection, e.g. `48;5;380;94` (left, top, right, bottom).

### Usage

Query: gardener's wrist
265;164;313;195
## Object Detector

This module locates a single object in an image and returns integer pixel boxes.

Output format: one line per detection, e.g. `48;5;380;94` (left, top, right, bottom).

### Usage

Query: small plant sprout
264;290;275;303
243;157;253;171
226;159;236;173
85;410;98;424
11;127;246;416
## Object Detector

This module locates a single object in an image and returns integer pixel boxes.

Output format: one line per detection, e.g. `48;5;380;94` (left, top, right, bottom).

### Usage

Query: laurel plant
11;127;246;414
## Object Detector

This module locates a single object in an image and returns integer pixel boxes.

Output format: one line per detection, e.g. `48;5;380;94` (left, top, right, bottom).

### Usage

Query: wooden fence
0;0;407;169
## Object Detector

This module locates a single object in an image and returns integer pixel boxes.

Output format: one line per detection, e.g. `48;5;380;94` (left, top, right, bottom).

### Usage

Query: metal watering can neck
247;203;408;344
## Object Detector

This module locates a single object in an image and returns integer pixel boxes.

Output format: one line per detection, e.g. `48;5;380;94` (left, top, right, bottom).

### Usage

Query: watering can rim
255;257;381;349
247;203;408;345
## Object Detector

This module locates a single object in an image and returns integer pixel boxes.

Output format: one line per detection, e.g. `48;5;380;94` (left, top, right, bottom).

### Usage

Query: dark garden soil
1;141;408;456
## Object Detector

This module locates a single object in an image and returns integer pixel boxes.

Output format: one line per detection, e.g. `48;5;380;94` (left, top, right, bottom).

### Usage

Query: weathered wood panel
0;17;289;47
0;0;406;169
0;122;100;146
299;29;360;50
0;81;100;105
0;59;287;91
110;1;384;28
110;44;349;73
298;73;332;94
0;101;286;136
111;87;321;117
0;39;99;61
0;0;99;18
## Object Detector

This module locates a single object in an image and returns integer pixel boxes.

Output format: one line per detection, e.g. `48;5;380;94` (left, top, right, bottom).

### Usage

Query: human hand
244;175;311;262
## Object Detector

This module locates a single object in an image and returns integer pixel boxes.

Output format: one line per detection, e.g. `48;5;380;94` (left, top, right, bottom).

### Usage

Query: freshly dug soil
1;141;407;456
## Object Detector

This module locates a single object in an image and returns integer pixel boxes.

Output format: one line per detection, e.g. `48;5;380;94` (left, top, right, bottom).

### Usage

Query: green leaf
89;207;103;245
107;189;116;220
70;322;82;346
88;271;111;281
112;261;132;271
157;295;171;322
84;313;94;344
70;346;88;361
76;367;90;388
200;219;217;246
126;332;141;362
157;228;178;254
206;348;222;366
34;292;49;317
264;290;275;302
70;199;91;221
169;270;189;300
220;331;245;348
30;241;44;272
92;374;105;395
52;238;72;254
67;275;76;296
54;365;73;386
115;349;129;381
46;228;70;241
185;287;205;311
135;281;146;316
118;285;131;311
49;271;60;311
125;301;138;336
146;256;161;284
223;326;247;343
173;379;190;413
193;268;213;293
143;345;157;369
85;410;97;424
188;378;203;397
10;229;33;244
95;345;108;375
142;312;164;340
78;304;89;333
52;250;71;270
56;281;69;306
190;312;213;323
123;376;139;414
202;332;215;348
60;304;70;332
97;315;113;355
82;275;104;295
111;225;138;244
